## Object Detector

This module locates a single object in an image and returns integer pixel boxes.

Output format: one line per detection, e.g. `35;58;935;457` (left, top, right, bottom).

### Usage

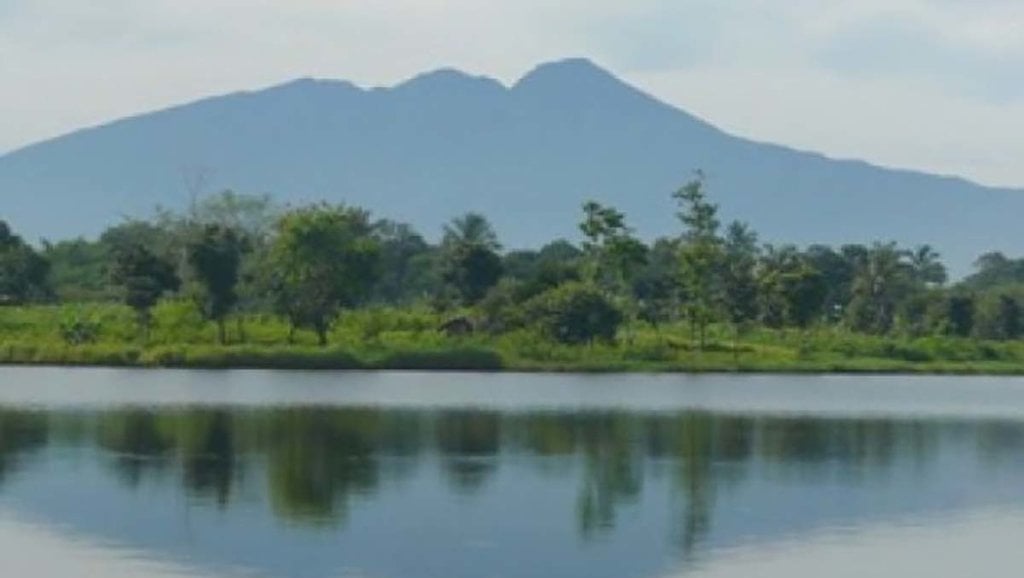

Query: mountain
1;57;1021;273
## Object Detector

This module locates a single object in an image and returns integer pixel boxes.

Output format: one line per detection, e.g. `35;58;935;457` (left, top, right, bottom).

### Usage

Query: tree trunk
733;323;740;366
217;319;227;345
315;321;328;347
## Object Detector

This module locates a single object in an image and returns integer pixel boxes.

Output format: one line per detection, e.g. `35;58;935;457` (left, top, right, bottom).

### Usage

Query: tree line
3;177;1024;346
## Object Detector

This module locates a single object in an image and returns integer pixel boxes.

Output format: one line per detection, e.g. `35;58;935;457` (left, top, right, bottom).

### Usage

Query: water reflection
1;407;1024;577
0;412;48;484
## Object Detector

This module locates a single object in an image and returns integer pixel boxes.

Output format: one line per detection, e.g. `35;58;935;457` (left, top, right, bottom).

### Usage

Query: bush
477;280;528;333
59;313;101;345
525;283;623;345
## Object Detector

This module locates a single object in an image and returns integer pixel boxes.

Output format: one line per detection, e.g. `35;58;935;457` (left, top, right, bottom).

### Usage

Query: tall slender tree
673;174;722;348
720;222;759;355
578;201;648;335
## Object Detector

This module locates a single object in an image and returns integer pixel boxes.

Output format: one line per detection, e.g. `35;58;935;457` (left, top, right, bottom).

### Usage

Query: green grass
5;301;1024;374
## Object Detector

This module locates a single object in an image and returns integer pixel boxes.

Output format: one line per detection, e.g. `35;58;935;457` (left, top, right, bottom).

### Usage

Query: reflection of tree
266;409;381;526
175;411;238;507
756;418;933;482
0;404;968;541
759;419;832;465
641;413;750;555
976;421;1024;467
373;411;429;481
521;414;579;456
96;411;173;487
673;414;722;555
435;412;500;493
575;414;643;538
0;411;48;485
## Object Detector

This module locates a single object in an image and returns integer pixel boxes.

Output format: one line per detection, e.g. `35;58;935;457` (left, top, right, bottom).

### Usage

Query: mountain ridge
1;57;1021;274
3;57;1008;190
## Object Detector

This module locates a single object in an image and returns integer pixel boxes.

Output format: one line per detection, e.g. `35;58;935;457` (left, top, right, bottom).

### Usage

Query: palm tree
442;213;501;252
847;243;913;333
908;244;947;286
440;213;503;306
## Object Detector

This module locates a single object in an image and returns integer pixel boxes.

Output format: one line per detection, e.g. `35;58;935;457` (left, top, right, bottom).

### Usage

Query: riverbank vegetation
4;176;1024;373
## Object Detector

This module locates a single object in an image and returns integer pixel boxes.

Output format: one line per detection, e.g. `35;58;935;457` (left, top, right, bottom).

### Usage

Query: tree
579;201;648;297
192;190;278;241
783;264;827;329
443;212;501;251
186;224;247;344
963;252;1024;290
43;238;109;301
804;244;860;322
110;243;180;337
945;294;975;337
633;238;681;328
268;205;381;346
757;245;795;328
372;220;433;304
846;243;915;334
441;213;503;306
974;292;1023;341
527;282;623;344
578;202;647;342
756;245;826;329
908;245;947;286
503;241;583;303
996;295;1022;341
442;245;503;306
720;222;760;345
896;289;944;337
100;220;175;259
673;174;722;348
0;220;50;304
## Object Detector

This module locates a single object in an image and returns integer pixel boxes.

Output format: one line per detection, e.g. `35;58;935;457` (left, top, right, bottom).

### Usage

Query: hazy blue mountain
2;57;1021;272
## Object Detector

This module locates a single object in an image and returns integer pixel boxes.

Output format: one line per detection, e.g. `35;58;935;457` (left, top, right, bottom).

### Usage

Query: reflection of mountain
0;408;1023;578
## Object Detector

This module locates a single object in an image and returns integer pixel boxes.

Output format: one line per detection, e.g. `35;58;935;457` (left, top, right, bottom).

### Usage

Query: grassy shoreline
5;342;1024;375
7;303;1024;375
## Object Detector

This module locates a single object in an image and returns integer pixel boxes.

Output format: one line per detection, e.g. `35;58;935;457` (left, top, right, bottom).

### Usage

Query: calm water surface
2;368;1024;577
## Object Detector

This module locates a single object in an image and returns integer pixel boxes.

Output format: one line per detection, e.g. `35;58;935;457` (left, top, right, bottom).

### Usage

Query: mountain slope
1;57;1021;273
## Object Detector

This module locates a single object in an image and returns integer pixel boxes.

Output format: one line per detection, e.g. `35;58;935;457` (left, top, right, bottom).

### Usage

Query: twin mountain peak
0;58;1019;274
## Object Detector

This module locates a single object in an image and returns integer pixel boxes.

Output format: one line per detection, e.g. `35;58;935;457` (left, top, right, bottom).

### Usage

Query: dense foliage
0;221;50;304
4;176;1024;366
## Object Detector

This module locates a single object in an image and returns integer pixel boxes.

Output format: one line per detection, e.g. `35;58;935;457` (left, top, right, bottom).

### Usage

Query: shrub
525;283;623;345
59;313;101;345
477;280;527;333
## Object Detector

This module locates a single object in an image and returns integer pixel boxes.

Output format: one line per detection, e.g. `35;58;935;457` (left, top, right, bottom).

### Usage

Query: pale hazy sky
1;1;1022;186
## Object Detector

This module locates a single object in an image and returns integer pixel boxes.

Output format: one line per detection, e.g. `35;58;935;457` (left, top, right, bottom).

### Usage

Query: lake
2;368;1024;577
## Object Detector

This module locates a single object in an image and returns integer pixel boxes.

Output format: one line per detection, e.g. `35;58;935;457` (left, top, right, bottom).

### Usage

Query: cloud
817;13;1024;102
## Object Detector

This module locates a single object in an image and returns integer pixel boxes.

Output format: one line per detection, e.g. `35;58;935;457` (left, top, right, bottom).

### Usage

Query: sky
1;0;1022;187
